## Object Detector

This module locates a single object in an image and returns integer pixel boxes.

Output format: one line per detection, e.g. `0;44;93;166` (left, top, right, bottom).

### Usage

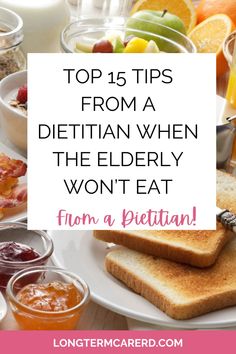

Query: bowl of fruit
61;14;196;54
0;70;27;152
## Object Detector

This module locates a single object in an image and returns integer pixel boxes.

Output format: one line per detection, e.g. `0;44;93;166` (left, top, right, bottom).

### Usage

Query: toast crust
95;224;233;268
105;243;236;320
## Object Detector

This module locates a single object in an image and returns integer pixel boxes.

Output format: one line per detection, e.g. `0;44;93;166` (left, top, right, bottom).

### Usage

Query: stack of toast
93;170;236;320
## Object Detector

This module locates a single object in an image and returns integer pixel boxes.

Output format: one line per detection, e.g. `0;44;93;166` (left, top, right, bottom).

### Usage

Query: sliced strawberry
16;85;27;104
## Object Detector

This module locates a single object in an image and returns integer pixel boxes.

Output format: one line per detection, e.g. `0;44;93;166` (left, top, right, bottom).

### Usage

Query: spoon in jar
217;207;236;233
0;292;7;321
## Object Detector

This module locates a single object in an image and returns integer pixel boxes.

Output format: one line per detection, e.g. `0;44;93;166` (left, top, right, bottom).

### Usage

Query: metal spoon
0;292;7;321
217;207;236;233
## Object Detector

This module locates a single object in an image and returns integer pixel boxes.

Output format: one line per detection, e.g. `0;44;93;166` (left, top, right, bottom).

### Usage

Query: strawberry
16;85;27;104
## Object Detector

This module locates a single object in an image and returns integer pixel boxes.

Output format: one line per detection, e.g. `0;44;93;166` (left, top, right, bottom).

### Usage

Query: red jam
0;242;40;262
0;242;40;289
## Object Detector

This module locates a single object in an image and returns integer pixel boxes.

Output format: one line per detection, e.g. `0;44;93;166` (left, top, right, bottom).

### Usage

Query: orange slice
130;0;197;33
188;14;235;77
197;0;236;26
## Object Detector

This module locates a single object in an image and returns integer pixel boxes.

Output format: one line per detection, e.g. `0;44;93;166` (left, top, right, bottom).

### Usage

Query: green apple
126;10;187;52
111;36;125;53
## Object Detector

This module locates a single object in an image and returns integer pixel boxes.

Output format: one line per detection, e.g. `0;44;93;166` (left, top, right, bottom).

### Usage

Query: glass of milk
0;0;70;53
77;0;133;18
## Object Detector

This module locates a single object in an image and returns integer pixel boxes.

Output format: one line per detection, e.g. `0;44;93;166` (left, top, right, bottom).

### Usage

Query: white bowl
0;70;27;151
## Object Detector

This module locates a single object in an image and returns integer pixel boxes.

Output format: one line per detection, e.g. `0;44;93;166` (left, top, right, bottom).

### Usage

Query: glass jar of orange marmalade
6;266;90;330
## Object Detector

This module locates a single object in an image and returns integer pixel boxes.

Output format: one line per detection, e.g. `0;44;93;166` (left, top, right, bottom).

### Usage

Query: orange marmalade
14;281;83;330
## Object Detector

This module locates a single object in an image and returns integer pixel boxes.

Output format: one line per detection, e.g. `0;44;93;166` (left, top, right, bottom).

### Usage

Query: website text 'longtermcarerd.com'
53;337;183;349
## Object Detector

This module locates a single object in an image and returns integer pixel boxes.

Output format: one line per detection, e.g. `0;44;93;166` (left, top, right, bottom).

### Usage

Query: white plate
0;142;27;222
50;231;236;329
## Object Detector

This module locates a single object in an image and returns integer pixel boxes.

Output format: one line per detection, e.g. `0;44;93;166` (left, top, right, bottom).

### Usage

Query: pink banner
0;330;235;354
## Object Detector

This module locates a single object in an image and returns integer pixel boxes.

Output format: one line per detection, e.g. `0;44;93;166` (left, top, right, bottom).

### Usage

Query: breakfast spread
1;0;236;334
9;85;27;116
0;153;27;220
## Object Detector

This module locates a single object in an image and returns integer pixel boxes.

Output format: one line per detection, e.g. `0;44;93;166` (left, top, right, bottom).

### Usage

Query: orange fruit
130;0;197;33
188;14;235;77
197;0;236;25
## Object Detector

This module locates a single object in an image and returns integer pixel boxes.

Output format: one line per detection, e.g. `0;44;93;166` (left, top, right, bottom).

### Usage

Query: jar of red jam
0;222;53;289
7;266;90;330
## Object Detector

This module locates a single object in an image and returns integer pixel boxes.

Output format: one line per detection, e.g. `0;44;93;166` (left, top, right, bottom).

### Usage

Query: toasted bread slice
105;241;236;320
95;170;236;267
94;223;233;268
217;170;236;213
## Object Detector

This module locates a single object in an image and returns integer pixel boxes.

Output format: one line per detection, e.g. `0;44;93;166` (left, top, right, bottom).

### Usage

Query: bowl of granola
0;70;27;152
